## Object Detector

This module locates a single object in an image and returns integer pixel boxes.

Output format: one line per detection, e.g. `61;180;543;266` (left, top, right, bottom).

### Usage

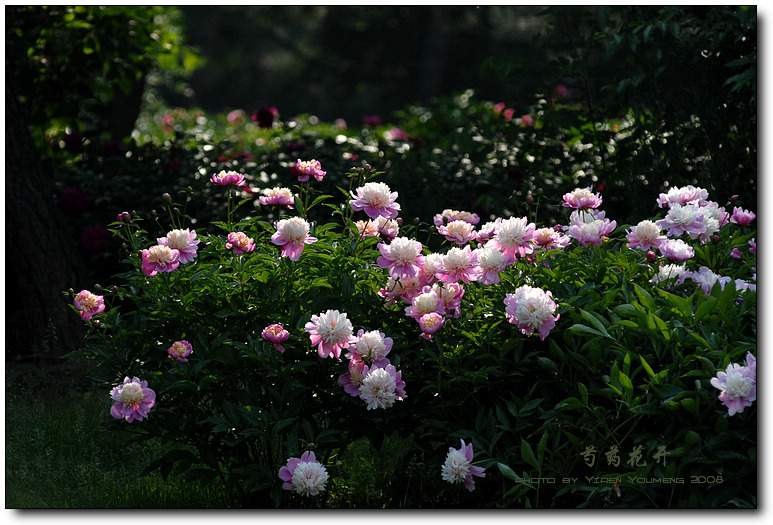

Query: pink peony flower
476;219;501;242
305;309;356;360
731;248;743;260
295;159;326;182
338;359;370;397
486;216;535;258
109;376;156;423
434;282;465;318
418;312;445;340
226;231;256;255
377;237;426;280
352;219;380;238
271;217;317;261
438;220;477;245
434;209;480;227
349;181;401;220
567;221;605;247
626;220;667;251
405;286;446;320
658;238;695;262
346;329;393;367
438;246;479;284
689;266;732;295
504;285;559;340
474;245;512;285
710;362;756;416
531;227;570;251
520;114;534;127
379;275;424;305
142;245;180;276
259;187;295;208
358;364;406;410
749;238;756;255
441;439;486;492
650;264;690;287
262;324;290;353
167;340;193;362
278;451;329;496
158;229;199;264
656;185;708;208
73;289;105;320
562;187;603;209
730;206;756;226
210;170;246;186
656;203;706;239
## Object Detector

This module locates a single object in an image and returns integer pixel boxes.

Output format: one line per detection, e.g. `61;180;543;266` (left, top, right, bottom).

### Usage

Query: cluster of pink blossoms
141;228;200;277
711;352;756;416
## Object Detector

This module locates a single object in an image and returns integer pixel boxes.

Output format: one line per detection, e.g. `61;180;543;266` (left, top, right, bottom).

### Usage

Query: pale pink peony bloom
346;329;393;367
656;203;706;239
271;217;317;260
711;362;756;416
210;170;246;186
226;231;256;255
658;238;695;262
650;264;690;287
338;359;370;397
110;376;156;423
626;220;667;251
504;285;560;340
438;245;479;284
405;286;445;320
434;209;480;227
419;312;445;339
730;206;756;226
690;266;731;295
158;229;199;264
295;159;326;182
419;253;444;285
562;187;603;209
379;275;424;305
734;279;756;294
262;324;290;353
441;439;486;492
531;227;570;251
474;245;512;285
749;238;756;255
358;364;406;410
278;451;329;496
142;244;180;276
656;185;708;208
375;215;400;241
352;219;381;238
434;282;465;318
349;182;401;220
487;217;535;258
305;309;356;359
567;221;605;247
476;219;501;242
73;289;105;320
377;237;426;280
438;220;477;245
167;340;192;362
259;187;295;208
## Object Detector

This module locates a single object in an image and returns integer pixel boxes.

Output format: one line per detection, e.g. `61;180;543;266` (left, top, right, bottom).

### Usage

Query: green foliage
6;5;202;146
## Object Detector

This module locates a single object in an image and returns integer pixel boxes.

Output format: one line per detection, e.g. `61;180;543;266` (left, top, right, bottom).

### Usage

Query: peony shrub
67;113;756;509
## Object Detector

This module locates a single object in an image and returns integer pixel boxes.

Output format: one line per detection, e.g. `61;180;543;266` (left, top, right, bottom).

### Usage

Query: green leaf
521;438;540;470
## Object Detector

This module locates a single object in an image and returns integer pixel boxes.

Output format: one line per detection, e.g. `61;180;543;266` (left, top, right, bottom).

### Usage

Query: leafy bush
68;137;756;507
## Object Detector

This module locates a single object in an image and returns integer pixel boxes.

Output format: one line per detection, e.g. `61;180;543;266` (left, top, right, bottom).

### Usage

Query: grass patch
5;360;228;508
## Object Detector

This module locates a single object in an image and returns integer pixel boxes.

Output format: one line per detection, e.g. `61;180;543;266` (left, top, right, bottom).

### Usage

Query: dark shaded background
172;6;549;122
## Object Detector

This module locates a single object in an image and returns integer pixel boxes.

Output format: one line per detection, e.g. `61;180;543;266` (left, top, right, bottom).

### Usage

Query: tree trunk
5;81;89;362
